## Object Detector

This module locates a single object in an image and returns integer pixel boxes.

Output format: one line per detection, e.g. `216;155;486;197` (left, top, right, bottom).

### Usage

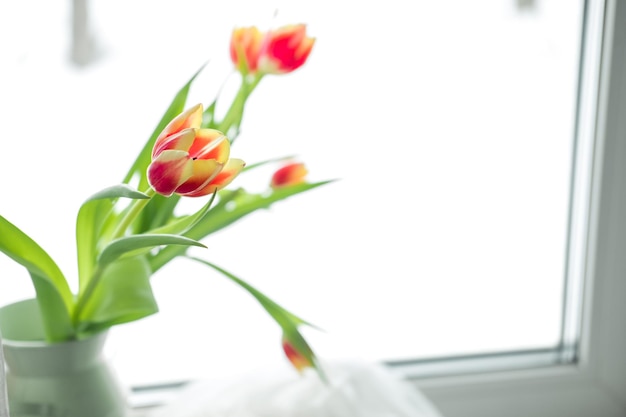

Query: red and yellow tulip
282;334;315;372
270;162;308;189
229;26;264;73
230;24;315;76
147;104;245;197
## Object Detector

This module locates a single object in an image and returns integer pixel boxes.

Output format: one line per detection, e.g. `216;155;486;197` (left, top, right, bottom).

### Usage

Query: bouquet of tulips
0;24;330;377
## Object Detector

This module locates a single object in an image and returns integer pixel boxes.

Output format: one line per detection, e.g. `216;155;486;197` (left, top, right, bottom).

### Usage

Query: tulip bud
270;162;308;189
147;104;244;197
282;334;314;372
258;24;315;75
229;26;264;74
230;24;315;76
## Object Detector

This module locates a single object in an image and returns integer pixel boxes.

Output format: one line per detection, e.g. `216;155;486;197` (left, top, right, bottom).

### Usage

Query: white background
0;0;582;387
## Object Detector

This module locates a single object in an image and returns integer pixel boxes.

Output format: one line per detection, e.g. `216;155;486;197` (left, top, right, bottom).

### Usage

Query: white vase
0;298;131;417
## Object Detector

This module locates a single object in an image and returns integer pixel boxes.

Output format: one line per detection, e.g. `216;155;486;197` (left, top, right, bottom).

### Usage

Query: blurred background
0;0;583;387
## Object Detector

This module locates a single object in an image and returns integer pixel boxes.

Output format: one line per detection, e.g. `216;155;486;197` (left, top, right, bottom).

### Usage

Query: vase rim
1;331;108;348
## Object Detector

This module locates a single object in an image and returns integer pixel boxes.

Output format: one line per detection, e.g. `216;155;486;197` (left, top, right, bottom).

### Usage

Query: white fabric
150;360;443;417
0;334;9;417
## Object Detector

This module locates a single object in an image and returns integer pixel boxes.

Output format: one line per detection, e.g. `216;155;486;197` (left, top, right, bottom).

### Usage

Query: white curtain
150;360;444;417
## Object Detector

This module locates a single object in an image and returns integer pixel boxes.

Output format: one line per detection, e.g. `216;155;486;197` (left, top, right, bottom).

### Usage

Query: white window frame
119;1;622;413
412;0;626;416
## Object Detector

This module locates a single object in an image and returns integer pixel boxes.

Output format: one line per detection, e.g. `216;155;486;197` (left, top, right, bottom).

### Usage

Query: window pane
0;0;584;387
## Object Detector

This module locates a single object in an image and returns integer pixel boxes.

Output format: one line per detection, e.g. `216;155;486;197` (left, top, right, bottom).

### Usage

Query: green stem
111;188;156;240
73;264;104;325
217;73;264;141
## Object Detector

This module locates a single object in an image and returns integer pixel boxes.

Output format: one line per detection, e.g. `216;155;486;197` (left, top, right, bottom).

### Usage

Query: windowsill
416;363;625;417
130;382;189;411
128;360;624;417
126;360;445;417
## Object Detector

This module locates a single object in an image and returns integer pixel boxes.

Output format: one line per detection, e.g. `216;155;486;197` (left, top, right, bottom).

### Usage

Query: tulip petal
295;36;315;63
152;128;196;159
282;333;314;372
147;150;193;197
154;103;203;147
174;159;223;196
230;26;263;73
183;158;245;197
271;162;308;188
259;24;315;74
189;129;230;164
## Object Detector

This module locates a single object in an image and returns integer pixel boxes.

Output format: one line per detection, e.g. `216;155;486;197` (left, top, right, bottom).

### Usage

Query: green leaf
145;190;217;237
98;234;207;268
205;181;335;235
201;98;218;128
136;193;181;233
190;257;315;329
0;215;75;341
77;256;158;334
191;257;325;380
122;62;207;189
29;273;77;342
149;180;335;272
242;155;298;172
85;184;151;202
76;184;151;293
74;233;206;324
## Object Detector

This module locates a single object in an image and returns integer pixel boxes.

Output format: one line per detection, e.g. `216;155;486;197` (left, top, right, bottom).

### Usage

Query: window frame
413;0;626;415
107;0;622;413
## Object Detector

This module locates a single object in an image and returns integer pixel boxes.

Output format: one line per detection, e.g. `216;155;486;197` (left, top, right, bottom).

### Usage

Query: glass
0;0;584;387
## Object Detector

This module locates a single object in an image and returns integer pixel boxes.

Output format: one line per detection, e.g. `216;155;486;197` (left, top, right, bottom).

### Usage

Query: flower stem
73;264;104;326
218;73;263;142
111;188;156;240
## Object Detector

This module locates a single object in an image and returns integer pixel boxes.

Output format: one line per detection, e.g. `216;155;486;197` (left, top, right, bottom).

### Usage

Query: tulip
230;24;315;76
230;26;264;73
271;162;308;189
282;334;314;372
258;24;315;75
148;104;245;197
